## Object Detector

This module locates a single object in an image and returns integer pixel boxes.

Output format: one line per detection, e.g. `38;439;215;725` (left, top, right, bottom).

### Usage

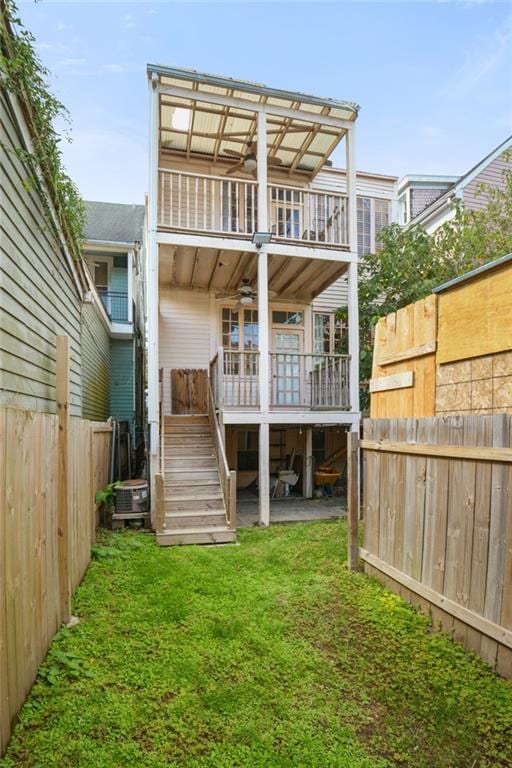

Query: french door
271;330;303;406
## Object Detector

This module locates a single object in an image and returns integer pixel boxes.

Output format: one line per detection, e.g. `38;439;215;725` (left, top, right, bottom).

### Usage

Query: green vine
0;0;85;260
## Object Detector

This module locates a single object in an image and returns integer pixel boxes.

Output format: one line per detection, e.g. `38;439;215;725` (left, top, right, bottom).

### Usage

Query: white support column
147;73;160;502
256;108;270;525
259;422;270;526
304;427;313;498
127;250;134;323
345;126;360;425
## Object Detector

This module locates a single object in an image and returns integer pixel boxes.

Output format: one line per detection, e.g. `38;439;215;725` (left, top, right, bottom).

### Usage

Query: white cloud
439;12;512;97
56;22;68;33
123;14;136;29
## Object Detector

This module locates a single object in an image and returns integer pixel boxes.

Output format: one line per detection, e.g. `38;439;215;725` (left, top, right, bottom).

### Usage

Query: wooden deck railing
209;350;350;410
270;353;350;409
158;169;349;248
207;379;237;530
268;183;348;247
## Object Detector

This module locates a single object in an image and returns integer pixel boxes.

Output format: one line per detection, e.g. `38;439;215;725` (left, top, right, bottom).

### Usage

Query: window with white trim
221;308;258;374
314;313;345;355
357;197;391;256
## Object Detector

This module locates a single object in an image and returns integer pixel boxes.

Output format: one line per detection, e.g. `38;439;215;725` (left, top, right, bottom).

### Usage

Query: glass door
272;330;303;405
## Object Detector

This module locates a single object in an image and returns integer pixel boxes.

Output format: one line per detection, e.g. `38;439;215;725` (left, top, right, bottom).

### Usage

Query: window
374;199;390;250
270;188;301;239
221;182;239;233
357;197;391;256
272;310;304;326
314;313;345;355
222;308;258;375
312;430;326;466
237;430;259;471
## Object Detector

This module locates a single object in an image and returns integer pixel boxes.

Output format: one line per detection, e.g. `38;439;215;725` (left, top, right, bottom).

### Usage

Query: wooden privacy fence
0;341;112;755
360;414;512;678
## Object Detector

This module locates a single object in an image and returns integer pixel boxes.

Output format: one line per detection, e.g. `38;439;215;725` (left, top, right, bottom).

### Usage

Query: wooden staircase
156;415;237;546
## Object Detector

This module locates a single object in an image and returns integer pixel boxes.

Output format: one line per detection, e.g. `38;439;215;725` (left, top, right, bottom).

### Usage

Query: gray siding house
1;81;87;415
397;135;512;233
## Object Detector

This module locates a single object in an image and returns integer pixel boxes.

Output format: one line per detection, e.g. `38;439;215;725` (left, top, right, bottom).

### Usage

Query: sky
17;0;512;204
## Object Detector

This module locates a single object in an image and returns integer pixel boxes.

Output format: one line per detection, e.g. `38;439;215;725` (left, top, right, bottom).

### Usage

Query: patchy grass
1;521;511;768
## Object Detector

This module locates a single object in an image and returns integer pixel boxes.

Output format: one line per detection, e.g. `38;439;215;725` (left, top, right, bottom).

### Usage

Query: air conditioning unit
112;480;149;528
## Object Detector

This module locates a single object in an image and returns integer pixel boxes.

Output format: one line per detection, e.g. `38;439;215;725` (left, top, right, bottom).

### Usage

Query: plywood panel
437;263;512;364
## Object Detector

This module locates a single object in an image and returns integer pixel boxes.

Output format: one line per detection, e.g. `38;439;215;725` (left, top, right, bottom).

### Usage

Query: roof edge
147;63;360;115
433;253;512;294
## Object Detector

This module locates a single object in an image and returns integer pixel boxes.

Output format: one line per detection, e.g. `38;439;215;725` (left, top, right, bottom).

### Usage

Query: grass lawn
2;521;511;768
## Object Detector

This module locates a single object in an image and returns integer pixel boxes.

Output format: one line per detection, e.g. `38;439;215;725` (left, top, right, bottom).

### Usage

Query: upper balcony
158;169;348;248
149;65;359;254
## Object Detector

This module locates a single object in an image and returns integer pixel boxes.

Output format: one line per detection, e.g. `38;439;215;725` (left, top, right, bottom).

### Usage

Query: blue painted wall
110;339;134;430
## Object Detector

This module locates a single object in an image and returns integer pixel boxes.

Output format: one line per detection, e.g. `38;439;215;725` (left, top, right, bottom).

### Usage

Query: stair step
165;470;219;482
166;479;221;489
165;489;223;501
165;510;227;527
166;458;218;470
157;526;236;547
165;497;225;512
165;415;208;425
165;440;214;448
166;425;212;434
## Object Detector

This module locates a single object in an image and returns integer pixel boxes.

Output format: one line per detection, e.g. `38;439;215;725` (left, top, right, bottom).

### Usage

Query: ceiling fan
217;278;258;306
223;141;283;177
216;278;278;307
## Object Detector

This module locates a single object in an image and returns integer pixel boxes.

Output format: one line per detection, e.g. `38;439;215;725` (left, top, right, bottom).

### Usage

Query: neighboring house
146;65;362;544
1;58;88;416
82;201;146;466
0;70;147;478
398;135;512;233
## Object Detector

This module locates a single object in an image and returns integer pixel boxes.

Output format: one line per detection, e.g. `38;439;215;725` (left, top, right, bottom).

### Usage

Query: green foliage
37;645;93;688
94;482;120;507
357;160;512;408
0;1;85;260
2;524;511;768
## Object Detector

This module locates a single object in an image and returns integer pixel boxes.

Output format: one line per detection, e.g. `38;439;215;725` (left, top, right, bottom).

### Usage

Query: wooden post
229;470;237;531
347;430;359;570
56;335;71;624
155;473;165;533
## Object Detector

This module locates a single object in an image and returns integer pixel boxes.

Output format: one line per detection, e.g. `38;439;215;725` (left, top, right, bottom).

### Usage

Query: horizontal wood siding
312;275;348;311
110;339;134;425
0;91;82;415
159;289;212;369
463;151;512;211
80;303;110;421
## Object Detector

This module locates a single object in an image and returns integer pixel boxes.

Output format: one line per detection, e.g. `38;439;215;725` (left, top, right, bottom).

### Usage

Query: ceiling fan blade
223;149;244;158
268;157;283;166
225;161;244;175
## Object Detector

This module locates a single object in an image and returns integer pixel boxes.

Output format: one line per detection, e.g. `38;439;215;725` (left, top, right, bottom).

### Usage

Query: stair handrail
155;368;165;534
207;379;236;531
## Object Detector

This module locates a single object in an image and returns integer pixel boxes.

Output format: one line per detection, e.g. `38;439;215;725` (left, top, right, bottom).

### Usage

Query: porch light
252;231;272;248
239;295;254;305
243;153;257;172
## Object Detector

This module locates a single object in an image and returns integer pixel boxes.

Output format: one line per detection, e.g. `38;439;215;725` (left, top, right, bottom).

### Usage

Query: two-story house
146;65;363;545
82;201;146;474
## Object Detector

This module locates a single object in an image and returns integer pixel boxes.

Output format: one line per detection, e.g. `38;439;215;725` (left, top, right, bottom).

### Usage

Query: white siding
310;168;397;200
312;276;348;311
159;289;212;370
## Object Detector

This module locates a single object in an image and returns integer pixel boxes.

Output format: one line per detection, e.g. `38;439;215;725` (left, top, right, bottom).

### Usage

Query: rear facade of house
146;65;396;545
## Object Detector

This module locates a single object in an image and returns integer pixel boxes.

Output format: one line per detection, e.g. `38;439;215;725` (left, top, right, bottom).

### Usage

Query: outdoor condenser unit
114;479;149;515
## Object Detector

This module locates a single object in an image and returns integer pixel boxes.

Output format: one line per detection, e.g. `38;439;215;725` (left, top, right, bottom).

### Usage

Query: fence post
347;430;359;570
56;335;71;624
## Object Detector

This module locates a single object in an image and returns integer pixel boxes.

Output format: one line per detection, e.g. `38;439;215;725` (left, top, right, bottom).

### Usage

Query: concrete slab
236;496;346;528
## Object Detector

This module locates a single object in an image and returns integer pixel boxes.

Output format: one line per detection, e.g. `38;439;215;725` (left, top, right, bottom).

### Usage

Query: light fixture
243;153;257;172
239;295;254;305
252;232;272;248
